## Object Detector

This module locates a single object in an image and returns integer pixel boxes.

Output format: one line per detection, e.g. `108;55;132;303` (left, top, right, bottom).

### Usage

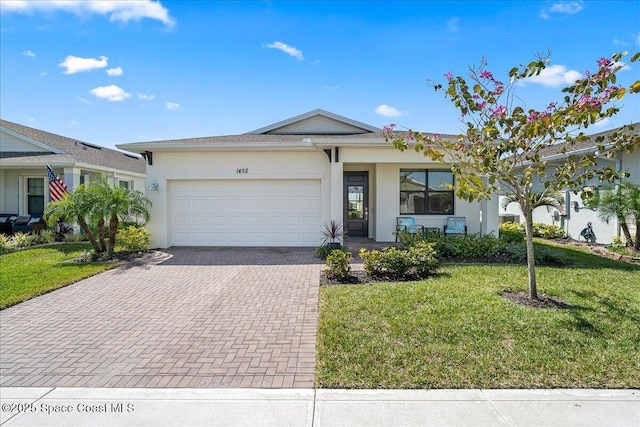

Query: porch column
481;196;500;236
63;167;81;191
330;148;343;223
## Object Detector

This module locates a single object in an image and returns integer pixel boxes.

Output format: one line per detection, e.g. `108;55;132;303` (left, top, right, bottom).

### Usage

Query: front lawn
0;244;116;309
317;241;640;388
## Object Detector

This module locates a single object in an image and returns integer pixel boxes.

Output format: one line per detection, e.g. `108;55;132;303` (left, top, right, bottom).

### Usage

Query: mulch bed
501;290;572;309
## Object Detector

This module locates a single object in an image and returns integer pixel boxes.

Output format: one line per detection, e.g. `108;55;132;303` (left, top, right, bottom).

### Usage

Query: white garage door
169;179;322;246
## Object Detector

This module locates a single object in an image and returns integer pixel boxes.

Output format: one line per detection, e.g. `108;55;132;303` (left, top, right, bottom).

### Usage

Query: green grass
0;244;117;309
317;240;640;389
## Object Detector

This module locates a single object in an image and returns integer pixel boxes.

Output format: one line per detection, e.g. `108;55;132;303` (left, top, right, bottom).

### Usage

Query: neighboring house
500;123;639;244
1;120;146;218
117;109;499;248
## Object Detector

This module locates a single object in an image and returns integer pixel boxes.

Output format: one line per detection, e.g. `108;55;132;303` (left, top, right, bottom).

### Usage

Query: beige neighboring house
500;123;640;244
118;109;500;248
1;119;146;217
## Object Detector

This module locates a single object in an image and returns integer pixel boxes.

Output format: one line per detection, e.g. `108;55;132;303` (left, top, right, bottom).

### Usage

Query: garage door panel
169;179;322;246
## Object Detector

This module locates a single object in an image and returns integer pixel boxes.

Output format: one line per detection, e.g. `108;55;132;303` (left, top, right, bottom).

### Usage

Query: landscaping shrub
407;241;439;275
502;242;568;265
380;247;412;277
64;232;86;243
0;234;12;253
315;244;349;260
499;222;525;243
35;229;56;244
116;226;151;252
397;230;427;249
360;245;438;278
324;249;352;280
12;232;35;248
432;234;506;259
499;221;565;240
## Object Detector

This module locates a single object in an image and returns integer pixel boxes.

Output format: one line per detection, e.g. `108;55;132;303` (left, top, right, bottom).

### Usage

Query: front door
344;172;368;237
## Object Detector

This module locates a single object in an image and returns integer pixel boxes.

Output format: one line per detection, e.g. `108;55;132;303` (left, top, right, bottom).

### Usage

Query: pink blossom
480;70;494;80
477;101;487;109
493;85;504;95
597;57;612;68
444;71;453;81
492;105;507;118
432;133;441;139
546;102;557;111
472;94;480;99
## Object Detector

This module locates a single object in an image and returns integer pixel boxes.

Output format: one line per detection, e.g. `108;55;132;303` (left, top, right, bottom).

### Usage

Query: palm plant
45;179;151;255
88;179;151;254
44;184;102;252
501;190;564;212
588;181;640;249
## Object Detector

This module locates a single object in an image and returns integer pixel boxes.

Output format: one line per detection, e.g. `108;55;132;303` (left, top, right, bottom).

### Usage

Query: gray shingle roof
539;122;639;159
1;119;145;174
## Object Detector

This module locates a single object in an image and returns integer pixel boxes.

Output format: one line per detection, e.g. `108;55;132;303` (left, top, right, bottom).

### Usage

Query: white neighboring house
1;120;146;217
117;109;500;249
500;123;639;245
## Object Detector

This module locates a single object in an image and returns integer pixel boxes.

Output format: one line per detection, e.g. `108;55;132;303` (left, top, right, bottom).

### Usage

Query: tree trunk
524;208;538;300
634;218;640;251
108;215;119;254
97;217;107;252
77;218;102;253
618;215;634;247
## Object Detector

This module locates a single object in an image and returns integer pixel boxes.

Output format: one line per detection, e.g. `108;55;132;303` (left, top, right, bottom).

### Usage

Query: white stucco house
1;120;146;217
117;109;500;248
500;123;639;245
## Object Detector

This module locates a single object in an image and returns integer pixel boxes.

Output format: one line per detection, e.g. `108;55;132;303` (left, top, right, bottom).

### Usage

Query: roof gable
1;128;63;154
247;109;380;135
0;119;145;174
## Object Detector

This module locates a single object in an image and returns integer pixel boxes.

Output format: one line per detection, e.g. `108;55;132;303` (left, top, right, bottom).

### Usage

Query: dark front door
344;172;368;237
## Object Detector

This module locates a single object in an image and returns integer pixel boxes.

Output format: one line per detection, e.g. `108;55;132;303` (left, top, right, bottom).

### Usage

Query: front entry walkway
0;247;323;388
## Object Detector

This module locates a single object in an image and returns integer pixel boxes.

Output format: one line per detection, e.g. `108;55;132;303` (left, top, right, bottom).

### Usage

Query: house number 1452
236;168;248;174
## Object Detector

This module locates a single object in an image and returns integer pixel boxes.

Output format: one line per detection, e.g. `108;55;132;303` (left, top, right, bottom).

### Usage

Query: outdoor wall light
148;180;160;191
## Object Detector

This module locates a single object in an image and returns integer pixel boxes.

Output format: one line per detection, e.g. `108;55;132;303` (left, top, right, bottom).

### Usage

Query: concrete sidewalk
1;388;638;426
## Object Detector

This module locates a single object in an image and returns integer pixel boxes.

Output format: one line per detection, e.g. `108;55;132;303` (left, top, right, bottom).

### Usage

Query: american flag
47;165;69;202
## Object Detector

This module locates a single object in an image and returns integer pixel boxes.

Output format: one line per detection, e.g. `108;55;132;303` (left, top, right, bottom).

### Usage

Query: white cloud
593;118;610;128
526;64;581;87
541;1;584;19
60;55;108;74
106;67;123;76
22;49;36;57
0;0;174;27
447;17;460;33
265;41;304;61
137;93;155;100
90;85;131;101
29;117;36;122
375;104;406;118
39;71;47;77
166;102;180;110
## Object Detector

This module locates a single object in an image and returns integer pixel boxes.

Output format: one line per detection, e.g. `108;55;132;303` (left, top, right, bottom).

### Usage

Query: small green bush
433;234;506;259
116;226;151;252
499;222;525;243
12;232;35;248
502;243;568;265
35;229;56;244
0;234;13;253
360;245;438;278
499;221;565;240
407;241;439;275
325;249;352;279
64;232;85;243
381;247;412;277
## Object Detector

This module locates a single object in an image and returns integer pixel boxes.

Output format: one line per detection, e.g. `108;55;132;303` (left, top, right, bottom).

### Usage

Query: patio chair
0;214;18;235
395;217;425;242
443;216;467;236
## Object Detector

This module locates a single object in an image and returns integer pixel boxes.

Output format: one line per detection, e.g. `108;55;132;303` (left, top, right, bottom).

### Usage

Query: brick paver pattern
0;247;322;388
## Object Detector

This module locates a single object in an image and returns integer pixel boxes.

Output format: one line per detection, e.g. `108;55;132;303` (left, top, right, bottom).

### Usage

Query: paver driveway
0;247;323;388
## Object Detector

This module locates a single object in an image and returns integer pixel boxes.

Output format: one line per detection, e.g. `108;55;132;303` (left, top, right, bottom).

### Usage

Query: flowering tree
386;51;640;300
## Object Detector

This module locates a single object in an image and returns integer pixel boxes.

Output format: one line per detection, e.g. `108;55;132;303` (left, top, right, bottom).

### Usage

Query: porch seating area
395;217;442;242
0;214;46;235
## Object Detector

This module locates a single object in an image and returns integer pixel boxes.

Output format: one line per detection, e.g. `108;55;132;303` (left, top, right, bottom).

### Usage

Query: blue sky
1;1;639;151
